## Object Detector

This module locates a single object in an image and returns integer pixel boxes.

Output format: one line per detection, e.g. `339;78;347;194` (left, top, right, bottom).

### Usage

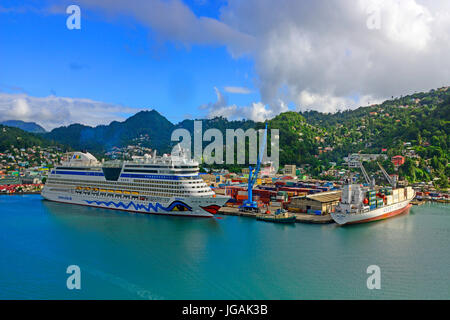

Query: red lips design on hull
200;205;221;215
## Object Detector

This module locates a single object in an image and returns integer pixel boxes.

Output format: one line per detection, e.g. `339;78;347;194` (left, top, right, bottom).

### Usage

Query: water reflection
2;196;447;299
43;199;223;258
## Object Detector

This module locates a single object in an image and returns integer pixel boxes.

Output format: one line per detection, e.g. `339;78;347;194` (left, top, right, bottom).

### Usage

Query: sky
0;0;449;130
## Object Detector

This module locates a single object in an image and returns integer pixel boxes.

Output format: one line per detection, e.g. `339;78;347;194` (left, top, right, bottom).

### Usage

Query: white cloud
5;0;449;118
201;87;285;122
219;0;450;111
77;0;449;115
296;90;379;113
207;101;275;122
76;0;255;57
223;86;253;94
0;93;139;130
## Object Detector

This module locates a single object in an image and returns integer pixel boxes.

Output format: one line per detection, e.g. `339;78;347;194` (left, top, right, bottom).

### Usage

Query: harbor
208;151;447;225
1;194;449;299
0;0;448;304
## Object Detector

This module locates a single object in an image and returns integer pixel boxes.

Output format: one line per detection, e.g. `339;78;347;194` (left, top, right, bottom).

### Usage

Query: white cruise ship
41;148;229;217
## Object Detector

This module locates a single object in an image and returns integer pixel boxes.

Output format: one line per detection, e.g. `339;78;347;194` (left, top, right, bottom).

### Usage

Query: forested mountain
299;87;449;187
2;86;448;187
44;110;174;153
0;120;46;133
0;125;61;150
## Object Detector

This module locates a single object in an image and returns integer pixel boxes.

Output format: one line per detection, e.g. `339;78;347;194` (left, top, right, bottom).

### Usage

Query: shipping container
270;201;282;207
386;195;393;205
406;187;414;199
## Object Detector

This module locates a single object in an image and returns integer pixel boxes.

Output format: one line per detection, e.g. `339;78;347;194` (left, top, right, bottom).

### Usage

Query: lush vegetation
0;120;46;133
43;110;174;153
2;87;448;189
0;125;62;151
300;87;449;188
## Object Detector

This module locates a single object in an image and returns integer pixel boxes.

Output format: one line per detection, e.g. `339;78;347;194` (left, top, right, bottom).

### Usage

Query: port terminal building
287;191;342;215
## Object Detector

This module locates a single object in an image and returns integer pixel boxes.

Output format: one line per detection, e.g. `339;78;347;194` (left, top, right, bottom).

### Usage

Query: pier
411;200;426;206
218;206;334;224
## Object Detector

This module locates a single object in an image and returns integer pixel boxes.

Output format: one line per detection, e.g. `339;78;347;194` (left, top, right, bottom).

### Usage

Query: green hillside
5;86;447;188
44;110;174;153
300;87;449;187
0;125;62;151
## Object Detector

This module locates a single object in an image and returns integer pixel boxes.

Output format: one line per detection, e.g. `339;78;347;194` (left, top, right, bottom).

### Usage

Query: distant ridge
44;110;174;153
37;87;448;179
0;86;448;187
0;124;64;151
0;120;46;133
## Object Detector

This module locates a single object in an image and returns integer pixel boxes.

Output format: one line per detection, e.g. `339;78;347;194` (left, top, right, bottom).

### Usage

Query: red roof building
391;155;405;166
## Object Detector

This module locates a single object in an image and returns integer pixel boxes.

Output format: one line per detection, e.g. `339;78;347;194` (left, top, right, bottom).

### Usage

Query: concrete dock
218;206;257;218
293;213;334;224
218;206;334;224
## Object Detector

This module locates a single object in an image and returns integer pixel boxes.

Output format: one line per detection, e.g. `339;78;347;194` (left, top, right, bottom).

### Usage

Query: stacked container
397;188;405;201
393;189;399;203
386;195;393;205
376;198;384;208
385;187;393;195
406;187;414;199
367;190;377;210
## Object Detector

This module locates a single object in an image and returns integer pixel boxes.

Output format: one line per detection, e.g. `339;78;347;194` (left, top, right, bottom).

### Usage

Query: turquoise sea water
0;194;449;299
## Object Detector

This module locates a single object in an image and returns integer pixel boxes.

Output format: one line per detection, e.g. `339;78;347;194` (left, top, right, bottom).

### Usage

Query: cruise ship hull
331;199;412;225
42;189;229;218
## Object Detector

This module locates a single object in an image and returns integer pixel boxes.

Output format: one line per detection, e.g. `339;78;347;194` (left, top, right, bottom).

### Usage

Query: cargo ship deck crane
377;161;396;188
358;161;375;188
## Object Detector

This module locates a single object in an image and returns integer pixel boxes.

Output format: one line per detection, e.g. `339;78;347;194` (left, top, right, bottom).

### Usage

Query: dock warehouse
288;191;342;215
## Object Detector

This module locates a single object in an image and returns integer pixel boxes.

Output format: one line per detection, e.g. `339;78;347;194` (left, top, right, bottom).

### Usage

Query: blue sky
0;0;258;124
0;0;448;129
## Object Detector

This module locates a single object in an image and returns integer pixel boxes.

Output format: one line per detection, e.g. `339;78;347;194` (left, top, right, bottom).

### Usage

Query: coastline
0;192;42;195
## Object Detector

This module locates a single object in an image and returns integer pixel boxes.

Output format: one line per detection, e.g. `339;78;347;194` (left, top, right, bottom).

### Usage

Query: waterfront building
0;175;21;185
284;165;296;176
392;155;405;166
288;191;342;215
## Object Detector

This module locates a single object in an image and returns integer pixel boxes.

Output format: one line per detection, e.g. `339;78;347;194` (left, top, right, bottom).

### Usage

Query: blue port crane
239;123;268;212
